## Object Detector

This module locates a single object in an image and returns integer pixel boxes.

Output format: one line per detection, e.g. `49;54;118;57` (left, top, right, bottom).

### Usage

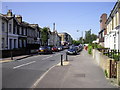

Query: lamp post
77;30;83;46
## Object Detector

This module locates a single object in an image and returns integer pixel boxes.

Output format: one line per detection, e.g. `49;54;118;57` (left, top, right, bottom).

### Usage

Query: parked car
52;47;58;52
78;45;83;51
63;46;69;49
58;46;63;51
67;47;78;55
38;46;52;54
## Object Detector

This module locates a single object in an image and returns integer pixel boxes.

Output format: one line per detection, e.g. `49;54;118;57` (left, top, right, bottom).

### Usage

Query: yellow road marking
0;60;13;63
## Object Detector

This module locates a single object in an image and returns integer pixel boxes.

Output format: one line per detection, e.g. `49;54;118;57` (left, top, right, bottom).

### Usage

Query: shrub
88;45;93;54
104;70;108;77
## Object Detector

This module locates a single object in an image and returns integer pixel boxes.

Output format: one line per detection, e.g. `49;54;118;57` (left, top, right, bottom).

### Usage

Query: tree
72;40;80;46
84;29;97;44
84;29;92;44
79;37;83;44
91;33;97;42
41;27;49;46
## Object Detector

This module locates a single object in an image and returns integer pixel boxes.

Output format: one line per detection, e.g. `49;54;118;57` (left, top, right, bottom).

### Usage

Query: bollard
11;51;13;60
61;54;63;66
66;52;68;61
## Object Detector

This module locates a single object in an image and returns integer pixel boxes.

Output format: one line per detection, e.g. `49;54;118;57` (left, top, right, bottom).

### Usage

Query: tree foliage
72;40;80;46
84;29;97;44
41;27;49;46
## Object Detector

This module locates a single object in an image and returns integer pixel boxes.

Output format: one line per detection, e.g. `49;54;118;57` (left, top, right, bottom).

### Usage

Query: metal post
11;51;13;60
61;54;63;66
108;50;109;57
118;50;119;61
66;52;68;61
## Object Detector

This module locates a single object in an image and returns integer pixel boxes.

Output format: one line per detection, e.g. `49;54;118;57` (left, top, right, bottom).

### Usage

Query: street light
76;30;83;46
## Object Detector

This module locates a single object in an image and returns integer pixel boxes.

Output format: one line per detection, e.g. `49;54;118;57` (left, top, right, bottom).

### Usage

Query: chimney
7;9;13;17
16;15;22;23
53;23;55;32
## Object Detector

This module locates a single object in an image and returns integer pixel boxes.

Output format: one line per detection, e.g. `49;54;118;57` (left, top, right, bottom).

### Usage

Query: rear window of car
39;47;46;50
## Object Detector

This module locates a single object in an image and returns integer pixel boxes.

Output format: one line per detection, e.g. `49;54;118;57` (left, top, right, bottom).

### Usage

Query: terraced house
105;1;120;50
0;10;41;57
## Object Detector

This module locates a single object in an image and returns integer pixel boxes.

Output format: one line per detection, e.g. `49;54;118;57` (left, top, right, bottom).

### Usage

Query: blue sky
2;2;116;40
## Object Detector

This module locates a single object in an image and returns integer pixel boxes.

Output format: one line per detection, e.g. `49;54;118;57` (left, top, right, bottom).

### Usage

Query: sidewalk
0;54;31;63
35;50;118;88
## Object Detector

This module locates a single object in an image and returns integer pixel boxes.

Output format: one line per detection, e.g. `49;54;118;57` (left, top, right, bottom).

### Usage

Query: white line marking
31;53;63;88
41;53;61;61
13;61;36;69
54;53;61;56
42;56;53;60
31;64;56;88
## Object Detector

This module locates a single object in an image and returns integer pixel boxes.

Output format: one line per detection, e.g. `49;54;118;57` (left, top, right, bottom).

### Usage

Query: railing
103;49;120;61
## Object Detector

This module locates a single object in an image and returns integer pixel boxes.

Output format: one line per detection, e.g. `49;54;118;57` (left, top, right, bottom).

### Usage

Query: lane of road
2;50;67;88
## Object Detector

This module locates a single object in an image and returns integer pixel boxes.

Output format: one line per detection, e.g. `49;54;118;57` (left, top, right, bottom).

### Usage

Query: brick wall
92;49;120;85
92;49;110;77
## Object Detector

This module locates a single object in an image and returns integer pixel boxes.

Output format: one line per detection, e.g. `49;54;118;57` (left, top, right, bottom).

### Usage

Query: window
9;24;12;32
2;38;4;48
24;28;26;35
114;37;116;43
114;44;116;50
13;26;17;34
15;26;17;34
2;22;5;32
19;27;22;35
24;40;26;47
19;40;22;48
17;26;19;34
9;39;12;49
14;39;16;48
22;27;24;35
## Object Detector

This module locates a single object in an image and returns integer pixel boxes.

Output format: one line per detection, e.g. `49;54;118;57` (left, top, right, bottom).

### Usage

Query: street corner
57;60;70;66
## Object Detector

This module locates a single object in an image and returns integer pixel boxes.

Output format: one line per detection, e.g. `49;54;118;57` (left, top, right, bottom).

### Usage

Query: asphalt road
2;50;67;88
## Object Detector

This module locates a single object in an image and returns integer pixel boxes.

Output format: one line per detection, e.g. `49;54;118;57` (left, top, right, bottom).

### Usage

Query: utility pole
77;30;79;41
82;31;83;46
53;23;55;46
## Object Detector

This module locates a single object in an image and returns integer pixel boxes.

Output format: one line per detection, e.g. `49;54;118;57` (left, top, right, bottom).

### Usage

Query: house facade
58;32;73;46
48;30;61;47
0;14;8;50
105;1;120;50
0;10;41;57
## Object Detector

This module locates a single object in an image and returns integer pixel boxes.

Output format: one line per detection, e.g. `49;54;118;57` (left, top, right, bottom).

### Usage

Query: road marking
54;53;61;56
31;63;56;88
31;52;65;88
13;61;36;69
42;56;53;60
41;53;61;61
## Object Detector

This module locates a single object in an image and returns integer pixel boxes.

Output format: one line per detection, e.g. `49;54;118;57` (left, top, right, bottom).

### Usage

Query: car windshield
39;47;47;50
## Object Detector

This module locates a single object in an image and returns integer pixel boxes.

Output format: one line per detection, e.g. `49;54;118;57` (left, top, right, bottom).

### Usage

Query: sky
2;2;116;40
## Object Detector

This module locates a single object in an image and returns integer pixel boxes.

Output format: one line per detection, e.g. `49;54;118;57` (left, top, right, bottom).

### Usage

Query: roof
106;1;119;24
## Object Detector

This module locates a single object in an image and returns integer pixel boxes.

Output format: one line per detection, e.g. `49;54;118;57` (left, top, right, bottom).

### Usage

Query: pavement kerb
14;55;32;61
31;60;70;88
0;55;32;63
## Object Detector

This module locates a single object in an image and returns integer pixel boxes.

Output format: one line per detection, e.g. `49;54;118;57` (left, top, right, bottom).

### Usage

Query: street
1;49;118;88
1;2;120;89
2;50;67;88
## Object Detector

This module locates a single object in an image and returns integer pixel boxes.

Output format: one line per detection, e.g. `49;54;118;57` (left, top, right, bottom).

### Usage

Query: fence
98;49;120;61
